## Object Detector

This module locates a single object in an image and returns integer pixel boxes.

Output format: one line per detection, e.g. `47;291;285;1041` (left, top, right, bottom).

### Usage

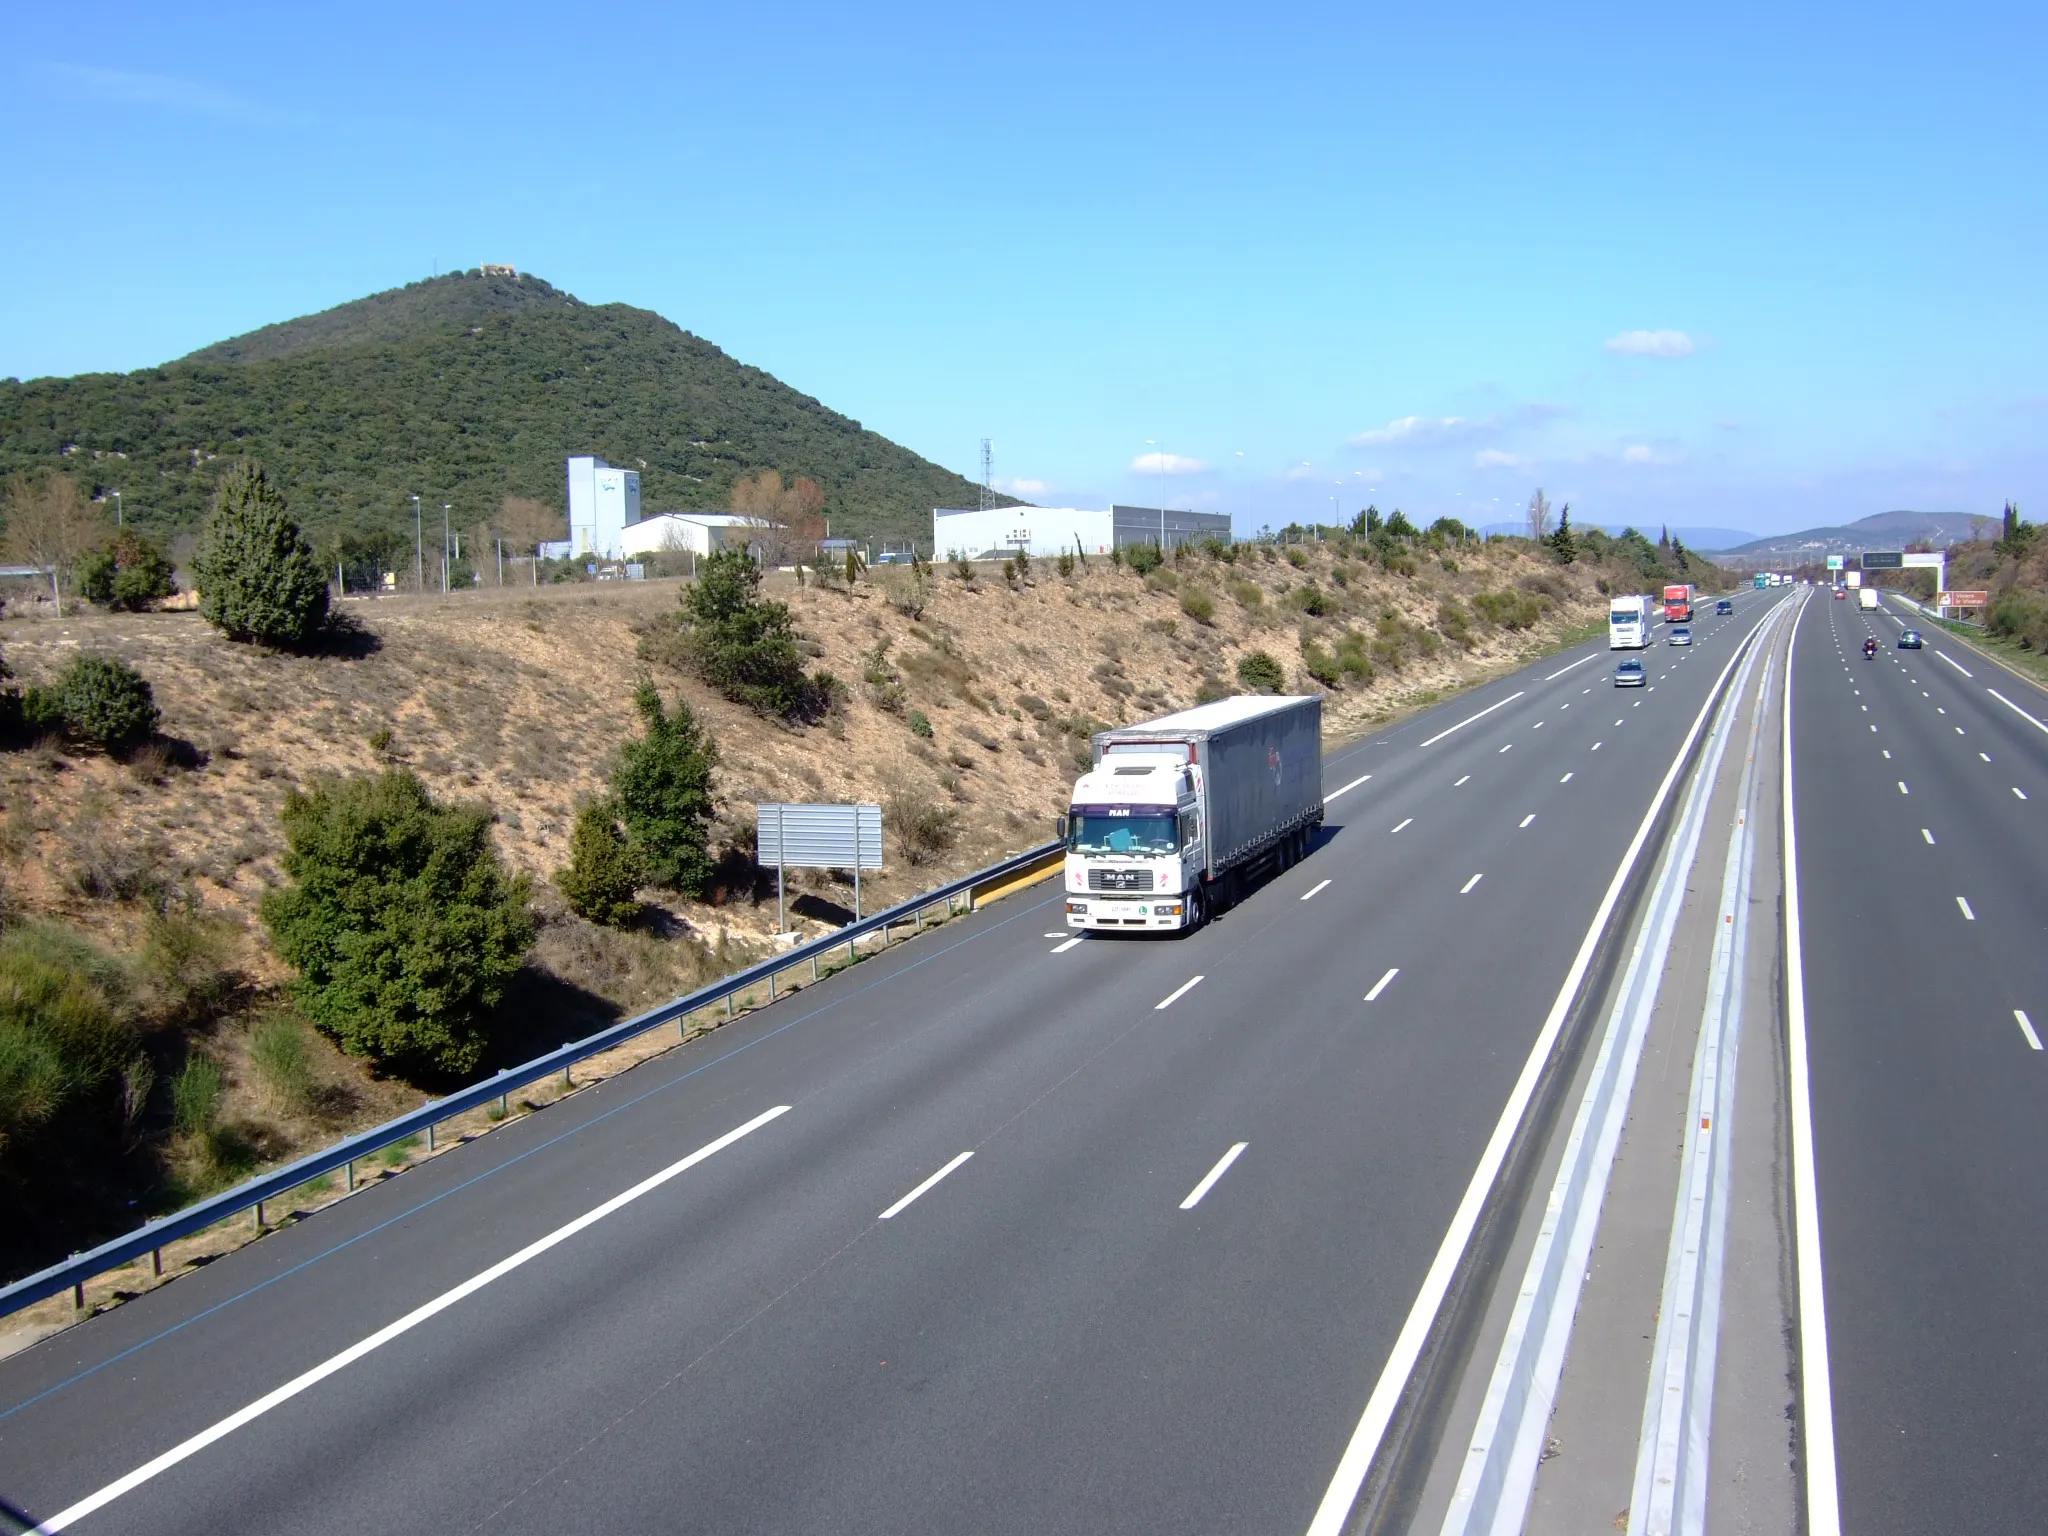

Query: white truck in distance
1609;594;1653;648
1063;695;1324;933
1860;588;1879;610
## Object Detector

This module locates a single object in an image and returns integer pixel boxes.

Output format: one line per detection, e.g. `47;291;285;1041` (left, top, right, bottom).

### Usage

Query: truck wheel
1187;887;1206;930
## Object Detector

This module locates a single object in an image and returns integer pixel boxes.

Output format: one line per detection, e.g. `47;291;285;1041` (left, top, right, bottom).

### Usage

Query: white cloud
1473;449;1526;469
1284;463;1320;481
44;63;271;119
993;477;1049;496
1129;452;1210;475
1603;329;1696;358
1349;415;1474;447
1620;445;1685;465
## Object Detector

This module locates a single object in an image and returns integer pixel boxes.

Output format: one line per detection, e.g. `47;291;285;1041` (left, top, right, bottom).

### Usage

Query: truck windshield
1067;811;1178;855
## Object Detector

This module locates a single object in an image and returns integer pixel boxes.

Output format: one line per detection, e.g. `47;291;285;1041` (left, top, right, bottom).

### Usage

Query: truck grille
1087;868;1154;892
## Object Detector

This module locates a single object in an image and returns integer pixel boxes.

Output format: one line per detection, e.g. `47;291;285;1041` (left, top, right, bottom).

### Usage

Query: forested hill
0;270;1011;550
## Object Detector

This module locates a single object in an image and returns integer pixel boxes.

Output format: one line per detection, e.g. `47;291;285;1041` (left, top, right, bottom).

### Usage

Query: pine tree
556;800;647;927
611;682;719;896
193;460;331;646
1549;505;1578;564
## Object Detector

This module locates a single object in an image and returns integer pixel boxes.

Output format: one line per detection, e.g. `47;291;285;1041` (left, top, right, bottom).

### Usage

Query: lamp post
441;504;451;593
410;495;422;591
111;490;123;528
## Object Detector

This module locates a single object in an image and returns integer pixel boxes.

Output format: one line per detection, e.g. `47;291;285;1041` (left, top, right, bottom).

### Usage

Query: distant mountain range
0;270;1008;550
1697;510;1991;564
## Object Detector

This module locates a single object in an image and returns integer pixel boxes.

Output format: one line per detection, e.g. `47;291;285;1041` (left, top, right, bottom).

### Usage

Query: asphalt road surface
0;597;1784;1535
1793;593;2048;1535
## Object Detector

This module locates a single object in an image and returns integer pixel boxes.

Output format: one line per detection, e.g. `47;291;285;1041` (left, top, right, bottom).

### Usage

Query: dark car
1898;629;1924;649
1615;657;1646;687
1715;598;1733;615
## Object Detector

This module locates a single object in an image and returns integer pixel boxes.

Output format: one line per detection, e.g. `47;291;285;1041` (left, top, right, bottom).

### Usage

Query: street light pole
112;491;123;528
441;504;451;593
411;495;422;591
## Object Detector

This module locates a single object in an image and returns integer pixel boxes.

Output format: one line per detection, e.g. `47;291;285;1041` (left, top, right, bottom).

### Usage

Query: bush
1284;547;1310;569
611;683;718;897
557;800;648;927
1472;590;1543;631
1126;543;1164;575
142;909;236;1024
79;531;177;611
1301;640;1342;689
249;1015;316;1112
886;794;960;867
1988;591;2048;651
168;1055;223;1138
1056;551;1075;577
672;551;826;718
1289;583;1332;617
1385;509;1418;538
1237;650;1286;693
261;770;535;1078
1233;581;1263;607
42;654;160;750
193;460;331;646
907;709;934;739
1179;588;1216;625
1437;599;1475;649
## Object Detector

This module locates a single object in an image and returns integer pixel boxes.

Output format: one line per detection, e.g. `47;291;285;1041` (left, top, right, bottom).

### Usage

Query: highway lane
1795;594;2048;1534
0;596;1782;1534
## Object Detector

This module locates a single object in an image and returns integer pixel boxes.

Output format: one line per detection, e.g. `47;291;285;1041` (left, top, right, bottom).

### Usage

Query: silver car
1615;658;1646;687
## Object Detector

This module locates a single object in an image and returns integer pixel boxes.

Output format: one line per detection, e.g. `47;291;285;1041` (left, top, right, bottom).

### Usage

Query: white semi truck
1062;695;1324;933
1609;594;1653;648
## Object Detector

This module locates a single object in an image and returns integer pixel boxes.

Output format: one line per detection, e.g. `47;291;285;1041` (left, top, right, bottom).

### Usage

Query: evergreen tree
678;550;811;716
1671;535;1690;572
1658;525;1671;556
1549;505;1578;564
556;800;648;927
611;682;719;896
77;530;176;611
193;460;331;646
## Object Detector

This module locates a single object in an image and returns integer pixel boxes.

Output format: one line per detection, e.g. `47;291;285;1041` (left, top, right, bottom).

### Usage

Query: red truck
1662;583;1695;623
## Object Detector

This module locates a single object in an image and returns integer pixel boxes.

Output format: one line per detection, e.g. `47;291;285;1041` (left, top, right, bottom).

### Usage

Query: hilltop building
932;504;1230;560
567;456;640;559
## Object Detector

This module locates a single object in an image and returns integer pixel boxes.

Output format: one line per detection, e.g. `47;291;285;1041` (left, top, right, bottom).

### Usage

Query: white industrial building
567;456;641;559
933;504;1232;560
620;513;776;559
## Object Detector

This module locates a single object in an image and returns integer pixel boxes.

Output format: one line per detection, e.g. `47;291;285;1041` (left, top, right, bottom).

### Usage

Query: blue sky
4;0;2042;540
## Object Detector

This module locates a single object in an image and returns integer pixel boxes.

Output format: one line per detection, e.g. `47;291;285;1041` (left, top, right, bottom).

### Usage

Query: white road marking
1301;879;1331;901
1044;932;1066;938
1989;688;2048;736
1582;687;1592;694
1391;817;1413;834
1981;752;1992;762
1615;718;1624;726
22;1104;794;1532
1460;873;1484;894
2016;1010;2043;1052
1050;936;1084;953
1180;1142;1249;1209
1955;896;1977;921
1364;967;1401;1001
1560;772;1574;783
1327;771;1374;800
1419;691;1527;748
2016;787;2030;800
1155;975;1204;1010
1935;651;1973;678
1921;829;1935;844
1545;655;1597;680
1861;705;1868;712
1519;814;1536;828
880;1150;975;1219
1560;702;1570;709
1882;750;1892;759
1533;720;1545;729
1898;781;1910;794
1498;742;1513;754
1956;727;1965;735
1454;774;1471;786
1937;707;1946;715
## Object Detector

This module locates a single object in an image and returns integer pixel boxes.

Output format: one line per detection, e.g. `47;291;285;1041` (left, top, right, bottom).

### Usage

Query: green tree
556;800;648;927
261;770;534;1077
1548;505;1578;564
192;460;331;646
78;530;177;610
1998;501;2036;559
1384;509;1417;538
611;683;719;896
37;654;160;750
1237;650;1286;693
676;550;815;716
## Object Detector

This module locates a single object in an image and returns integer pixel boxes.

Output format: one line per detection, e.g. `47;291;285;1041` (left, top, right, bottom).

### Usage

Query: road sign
1941;591;1989;608
1861;551;1904;569
757;802;885;929
1826;555;1844;570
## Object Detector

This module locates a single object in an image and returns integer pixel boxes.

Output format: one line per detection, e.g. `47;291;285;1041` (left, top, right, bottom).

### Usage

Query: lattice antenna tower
979;438;995;512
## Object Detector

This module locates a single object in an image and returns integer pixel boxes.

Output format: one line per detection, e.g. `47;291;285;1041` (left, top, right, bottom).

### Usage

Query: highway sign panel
1862;551;1905;569
1826;555;1844;570
1941;591;1989;608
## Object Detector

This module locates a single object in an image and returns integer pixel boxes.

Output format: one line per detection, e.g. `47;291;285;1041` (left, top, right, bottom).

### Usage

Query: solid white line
1302;599;1786;1536
2016;1010;2043;1051
1454;774;1471;787
1155;975;1204;1010
1180;1143;1249;1209
1519;814;1536;828
1391;817;1413;834
1328;771;1373;800
1989;688;2048;735
1364;967;1400;1001
1957;896;1976;921
1560;772;1574;784
1935;650;1973;678
879;1150;974;1220
1301;879;1332;901
28;1104;793;1533
1921;829;1934;844
1460;873;1484;894
1050;936;1084;953
1782;593;1845;1536
1419;690;1526;748
1545;654;1596;680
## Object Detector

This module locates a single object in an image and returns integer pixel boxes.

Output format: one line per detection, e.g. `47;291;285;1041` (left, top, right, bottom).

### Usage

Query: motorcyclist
1864;637;1877;657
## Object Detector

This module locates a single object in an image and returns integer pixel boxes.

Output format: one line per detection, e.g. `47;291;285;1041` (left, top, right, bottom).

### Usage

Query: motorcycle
1864;638;1877;658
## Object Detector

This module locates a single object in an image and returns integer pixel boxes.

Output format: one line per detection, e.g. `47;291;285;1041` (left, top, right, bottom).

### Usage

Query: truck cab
1063;754;1204;931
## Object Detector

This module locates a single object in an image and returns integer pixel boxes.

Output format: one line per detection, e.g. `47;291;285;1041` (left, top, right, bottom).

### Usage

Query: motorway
1794;592;2048;1534
0;597;1783;1534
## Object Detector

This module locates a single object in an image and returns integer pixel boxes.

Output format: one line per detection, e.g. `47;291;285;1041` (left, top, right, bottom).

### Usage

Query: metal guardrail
2;840;1065;1320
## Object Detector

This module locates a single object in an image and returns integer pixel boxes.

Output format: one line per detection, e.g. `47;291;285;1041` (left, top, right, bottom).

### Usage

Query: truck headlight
1067;901;1088;913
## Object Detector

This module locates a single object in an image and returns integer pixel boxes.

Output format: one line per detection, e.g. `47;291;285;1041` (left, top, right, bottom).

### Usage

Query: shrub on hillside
1179;587;1216;625
25;654;160;750
886;793;960;867
193;460;331;647
261;770;534;1078
1237;650;1286;693
1125;543;1164;575
1988;591;2048;651
557;800;648;928
611;682;719;897
1472;590;1543;631
667;551;834;719
79;531;177;611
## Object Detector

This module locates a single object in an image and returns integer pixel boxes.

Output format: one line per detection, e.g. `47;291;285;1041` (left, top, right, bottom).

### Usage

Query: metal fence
1;840;1064;1320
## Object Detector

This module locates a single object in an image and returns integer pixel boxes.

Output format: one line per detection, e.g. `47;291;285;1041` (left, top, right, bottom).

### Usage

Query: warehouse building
620;512;776;559
932;504;1231;560
566;456;640;559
